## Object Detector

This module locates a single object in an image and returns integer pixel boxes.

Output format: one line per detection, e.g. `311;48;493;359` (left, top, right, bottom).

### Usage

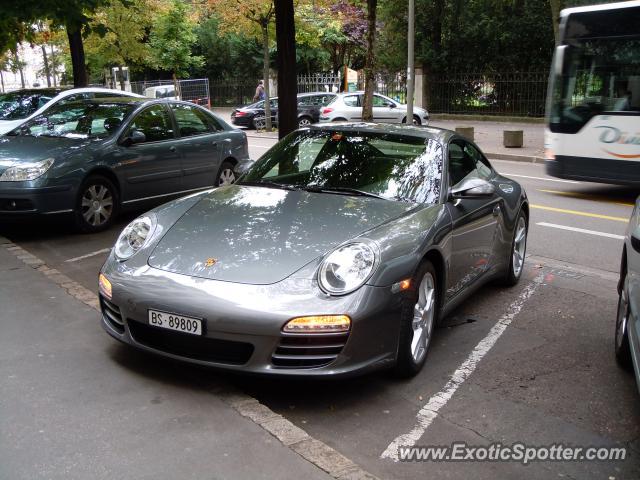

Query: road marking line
530;204;629;222
380;273;544;462
65;248;111;263
536;222;625;240
499;173;581;184
537;189;635;207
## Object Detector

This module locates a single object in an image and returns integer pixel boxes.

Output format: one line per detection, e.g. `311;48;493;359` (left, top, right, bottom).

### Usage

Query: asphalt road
1;136;640;479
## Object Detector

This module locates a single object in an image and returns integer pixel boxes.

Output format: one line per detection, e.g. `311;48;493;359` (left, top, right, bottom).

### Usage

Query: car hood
0;135;90;173
148;184;416;284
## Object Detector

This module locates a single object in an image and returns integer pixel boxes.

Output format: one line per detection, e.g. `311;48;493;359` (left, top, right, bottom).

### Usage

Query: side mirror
388;102;397;108
121;129;146;147
449;178;495;199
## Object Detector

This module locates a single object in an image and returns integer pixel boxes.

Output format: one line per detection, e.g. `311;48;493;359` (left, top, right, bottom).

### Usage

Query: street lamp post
406;0;415;123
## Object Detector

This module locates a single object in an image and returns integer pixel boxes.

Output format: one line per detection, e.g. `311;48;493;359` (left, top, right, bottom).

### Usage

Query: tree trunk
262;22;272;131
50;45;57;87
17;53;25;89
0;71;4;93
550;0;563;45
362;0;377;122
66;24;88;87
275;0;297;139
172;72;180;100
41;45;51;87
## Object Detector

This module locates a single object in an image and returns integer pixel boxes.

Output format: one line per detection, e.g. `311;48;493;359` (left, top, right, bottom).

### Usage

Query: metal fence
297;73;341;94
357;73;407;103
130;78;211;107
428;72;548;117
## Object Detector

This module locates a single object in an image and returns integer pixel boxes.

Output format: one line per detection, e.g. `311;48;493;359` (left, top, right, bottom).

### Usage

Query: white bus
545;1;640;186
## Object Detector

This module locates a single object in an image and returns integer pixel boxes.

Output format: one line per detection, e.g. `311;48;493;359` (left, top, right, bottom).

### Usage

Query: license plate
148;309;202;336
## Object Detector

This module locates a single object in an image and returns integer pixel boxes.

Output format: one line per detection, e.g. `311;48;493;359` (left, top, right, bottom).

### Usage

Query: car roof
308;122;456;143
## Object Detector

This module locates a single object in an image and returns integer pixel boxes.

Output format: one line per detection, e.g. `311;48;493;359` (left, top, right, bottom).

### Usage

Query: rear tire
298;116;312;128
74;175;118;233
216;161;236;186
616;271;633;370
393;261;439;378
500;209;528;286
402;115;421;125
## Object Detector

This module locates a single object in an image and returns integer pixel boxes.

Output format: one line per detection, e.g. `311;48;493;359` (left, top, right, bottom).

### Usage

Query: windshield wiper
238;180;302;191
300;185;386;200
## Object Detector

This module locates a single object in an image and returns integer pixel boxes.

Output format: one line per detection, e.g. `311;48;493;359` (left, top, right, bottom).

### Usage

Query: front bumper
0;183;74;217
99;264;402;377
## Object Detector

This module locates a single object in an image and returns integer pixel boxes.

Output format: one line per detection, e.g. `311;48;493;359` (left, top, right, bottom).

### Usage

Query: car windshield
0;90;59;120
240;130;443;204
7;101;137;140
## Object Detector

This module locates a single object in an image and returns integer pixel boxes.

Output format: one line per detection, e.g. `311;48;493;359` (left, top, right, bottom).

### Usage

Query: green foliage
149;0;203;79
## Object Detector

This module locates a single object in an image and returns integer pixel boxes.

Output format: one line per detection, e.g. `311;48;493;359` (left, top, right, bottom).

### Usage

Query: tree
84;0;153;88
274;0;296;138
362;0;378;121
208;0;276;130
149;0;203;97
2;0;108;87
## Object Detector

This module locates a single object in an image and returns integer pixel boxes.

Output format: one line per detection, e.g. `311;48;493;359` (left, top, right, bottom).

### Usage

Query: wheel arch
420;248;447;316
83;167;121;198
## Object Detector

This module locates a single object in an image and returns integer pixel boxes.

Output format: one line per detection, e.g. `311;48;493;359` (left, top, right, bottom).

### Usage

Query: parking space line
530;204;629;222
537;189;635;208
536;222;625;240
380;272;544;462
498;173;581;184
65;248;111;263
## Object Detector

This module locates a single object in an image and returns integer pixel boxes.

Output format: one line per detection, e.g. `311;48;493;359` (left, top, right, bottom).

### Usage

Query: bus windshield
548;37;640;133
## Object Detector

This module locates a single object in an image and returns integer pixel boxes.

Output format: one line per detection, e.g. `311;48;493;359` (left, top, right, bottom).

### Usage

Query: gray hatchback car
0;97;250;232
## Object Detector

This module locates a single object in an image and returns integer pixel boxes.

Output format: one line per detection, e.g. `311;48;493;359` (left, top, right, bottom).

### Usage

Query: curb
486;152;545;164
0;236;380;480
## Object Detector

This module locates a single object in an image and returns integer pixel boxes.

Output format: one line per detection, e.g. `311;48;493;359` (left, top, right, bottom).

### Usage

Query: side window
372;95;388;107
57;93;90;106
448;142;478;187
128;105;174;142
171;104;211;137
464;143;492;179
343;95;359;107
206;113;224;132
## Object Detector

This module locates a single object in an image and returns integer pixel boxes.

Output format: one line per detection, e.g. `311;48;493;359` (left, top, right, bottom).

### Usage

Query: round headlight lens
114;214;156;261
318;242;377;295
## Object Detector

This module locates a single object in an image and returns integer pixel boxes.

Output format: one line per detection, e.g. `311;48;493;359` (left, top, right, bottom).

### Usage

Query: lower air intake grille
100;296;124;333
271;332;349;369
128;321;254;365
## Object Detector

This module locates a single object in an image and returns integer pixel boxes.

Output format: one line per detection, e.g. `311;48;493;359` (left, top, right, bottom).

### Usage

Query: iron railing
428;72;548;117
130;79;211;107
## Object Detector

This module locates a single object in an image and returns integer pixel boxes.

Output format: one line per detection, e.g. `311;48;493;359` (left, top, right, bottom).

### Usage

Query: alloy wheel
81;184;113;227
218;169;236;186
512;216;527;277
298;118;312;127
411;272;436;363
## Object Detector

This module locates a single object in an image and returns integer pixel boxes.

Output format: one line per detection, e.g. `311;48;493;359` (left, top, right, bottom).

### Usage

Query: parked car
230;92;337;129
0;87;144;135
319;92;430;125
0;97;250;232
616;196;640;392
143;85;178;100
99;122;528;377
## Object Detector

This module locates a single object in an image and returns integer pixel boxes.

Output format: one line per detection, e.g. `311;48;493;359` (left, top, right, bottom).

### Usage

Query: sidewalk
0;242;334;480
212;107;544;161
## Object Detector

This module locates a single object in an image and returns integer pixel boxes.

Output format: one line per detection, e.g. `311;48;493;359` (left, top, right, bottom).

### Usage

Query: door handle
492;204;501;217
169;146;176;152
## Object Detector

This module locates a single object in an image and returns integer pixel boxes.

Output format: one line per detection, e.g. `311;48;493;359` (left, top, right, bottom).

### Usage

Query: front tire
298;116;312;128
501;210;528;286
75;175;118;233
616;272;633;369
394;261;439;378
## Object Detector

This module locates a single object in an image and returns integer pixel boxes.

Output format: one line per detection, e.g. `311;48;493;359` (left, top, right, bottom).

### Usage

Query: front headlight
318;242;377;295
114;214;157;261
0;158;54;181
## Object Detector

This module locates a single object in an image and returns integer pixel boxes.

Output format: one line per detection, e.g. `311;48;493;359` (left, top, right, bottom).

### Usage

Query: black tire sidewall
75;175;118;233
615;276;633;369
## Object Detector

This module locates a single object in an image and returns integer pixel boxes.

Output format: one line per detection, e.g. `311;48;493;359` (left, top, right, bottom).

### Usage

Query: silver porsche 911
99;123;528;377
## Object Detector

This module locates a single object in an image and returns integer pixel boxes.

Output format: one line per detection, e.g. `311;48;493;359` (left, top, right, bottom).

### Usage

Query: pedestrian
253;80;265;102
